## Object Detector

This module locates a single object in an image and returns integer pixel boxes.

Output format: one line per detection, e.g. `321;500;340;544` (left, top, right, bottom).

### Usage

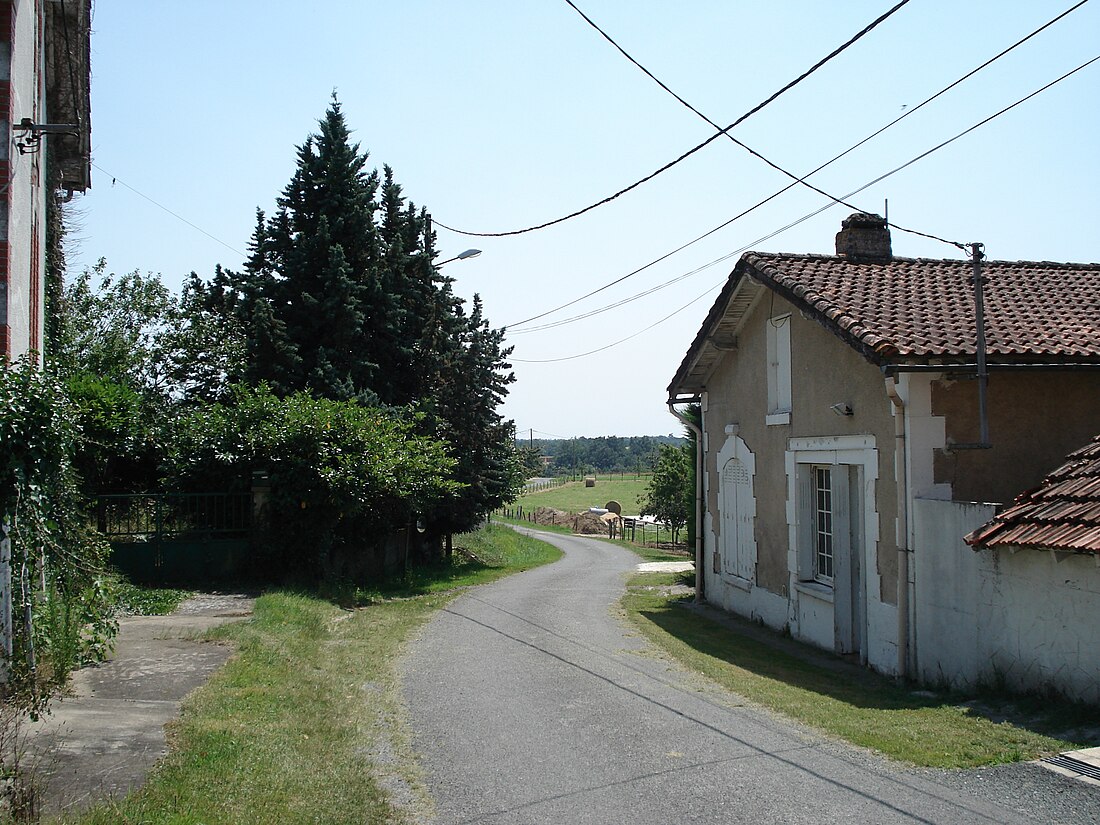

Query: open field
501;478;688;550
516;478;649;515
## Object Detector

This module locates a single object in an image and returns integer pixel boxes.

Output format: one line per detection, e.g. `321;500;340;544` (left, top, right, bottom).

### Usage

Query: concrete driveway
402;528;1089;824
25;593;253;816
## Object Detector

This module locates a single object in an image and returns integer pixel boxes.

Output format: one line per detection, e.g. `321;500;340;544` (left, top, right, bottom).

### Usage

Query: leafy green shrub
111;579;192;616
64;371;163;494
167;384;459;582
0;357;116;711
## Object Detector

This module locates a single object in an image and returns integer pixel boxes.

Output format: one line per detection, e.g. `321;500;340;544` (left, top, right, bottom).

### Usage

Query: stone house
667;213;1100;700
0;0;91;361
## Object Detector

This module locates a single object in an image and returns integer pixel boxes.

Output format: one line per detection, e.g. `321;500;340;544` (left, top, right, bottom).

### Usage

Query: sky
69;1;1100;438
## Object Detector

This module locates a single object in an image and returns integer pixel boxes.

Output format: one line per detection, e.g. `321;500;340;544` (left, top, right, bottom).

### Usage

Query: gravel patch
920;761;1100;825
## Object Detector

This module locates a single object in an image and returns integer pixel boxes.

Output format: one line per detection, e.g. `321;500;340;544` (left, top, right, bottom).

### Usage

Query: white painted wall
896;373;951;501
913;498;1100;704
5;0;46;360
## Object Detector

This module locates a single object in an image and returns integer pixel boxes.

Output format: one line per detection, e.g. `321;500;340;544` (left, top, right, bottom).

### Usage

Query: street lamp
435;248;482;267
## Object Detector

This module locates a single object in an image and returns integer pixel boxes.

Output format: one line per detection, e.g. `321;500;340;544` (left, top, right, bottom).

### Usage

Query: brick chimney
835;212;891;261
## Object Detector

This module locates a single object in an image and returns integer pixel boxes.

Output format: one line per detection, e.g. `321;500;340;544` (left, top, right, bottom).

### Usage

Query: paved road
402;529;1075;825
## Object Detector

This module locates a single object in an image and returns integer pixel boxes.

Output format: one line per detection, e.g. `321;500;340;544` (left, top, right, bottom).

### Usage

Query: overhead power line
511;52;1100;362
506;1;1092;330
91;162;248;258
564;0;1091;250
512;283;719;364
435;0;912;238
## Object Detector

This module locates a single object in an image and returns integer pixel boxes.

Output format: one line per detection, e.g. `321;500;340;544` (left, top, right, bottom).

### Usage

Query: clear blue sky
71;1;1100;438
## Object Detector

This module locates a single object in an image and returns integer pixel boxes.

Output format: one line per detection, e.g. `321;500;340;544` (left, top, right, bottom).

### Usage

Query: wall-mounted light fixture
13;118;78;155
830;402;853;416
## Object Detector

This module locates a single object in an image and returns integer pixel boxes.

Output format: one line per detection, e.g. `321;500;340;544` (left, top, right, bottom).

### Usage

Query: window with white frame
795;461;852;589
766;314;791;425
813;466;834;583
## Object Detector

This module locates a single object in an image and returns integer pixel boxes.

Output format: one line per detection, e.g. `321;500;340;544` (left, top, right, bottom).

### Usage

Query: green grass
518;478;649;514
504;478;688;550
112;580;193;616
57;526;561;825
354;524;562;602
622;576;1100;768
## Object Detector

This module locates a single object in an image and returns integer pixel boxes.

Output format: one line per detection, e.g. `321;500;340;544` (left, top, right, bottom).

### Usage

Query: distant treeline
516;435;687;475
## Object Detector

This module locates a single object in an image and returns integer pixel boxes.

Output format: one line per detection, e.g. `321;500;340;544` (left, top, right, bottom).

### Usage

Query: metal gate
96;493;252;584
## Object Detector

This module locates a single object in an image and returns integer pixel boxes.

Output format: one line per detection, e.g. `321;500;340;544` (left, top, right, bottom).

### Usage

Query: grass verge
57;525;561;825
622;575;1100;768
111;580;194;616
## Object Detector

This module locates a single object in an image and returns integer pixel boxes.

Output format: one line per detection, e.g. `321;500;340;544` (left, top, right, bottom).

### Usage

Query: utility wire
512;283;721;363
435;0;912;238
565;0;1090;251
506;2;1091;330
510;52;1100;362
91;163;248;258
509;259;722;335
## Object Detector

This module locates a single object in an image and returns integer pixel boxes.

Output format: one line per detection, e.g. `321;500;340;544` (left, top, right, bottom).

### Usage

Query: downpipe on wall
884;378;910;681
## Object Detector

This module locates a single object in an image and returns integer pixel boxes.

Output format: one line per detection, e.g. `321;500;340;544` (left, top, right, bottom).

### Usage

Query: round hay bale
604;500;622;515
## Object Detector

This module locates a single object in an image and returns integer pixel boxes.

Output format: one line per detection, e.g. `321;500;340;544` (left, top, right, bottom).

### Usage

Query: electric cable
506;3;1092;330
435;0;912;238
91;163;248;258
510;52;1100;362
512;282;720;363
565;0;1089;249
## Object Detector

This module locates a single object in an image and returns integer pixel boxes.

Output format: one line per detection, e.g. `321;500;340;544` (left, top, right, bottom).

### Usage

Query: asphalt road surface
402;529;1082;824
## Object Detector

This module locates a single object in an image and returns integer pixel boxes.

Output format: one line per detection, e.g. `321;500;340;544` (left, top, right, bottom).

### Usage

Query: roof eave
45;0;92;193
667;258;765;398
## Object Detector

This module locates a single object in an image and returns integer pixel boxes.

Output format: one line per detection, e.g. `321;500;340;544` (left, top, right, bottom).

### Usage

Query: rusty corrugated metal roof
965;435;1100;554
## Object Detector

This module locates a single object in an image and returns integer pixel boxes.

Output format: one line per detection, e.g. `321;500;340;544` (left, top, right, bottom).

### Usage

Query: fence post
154;495;163;570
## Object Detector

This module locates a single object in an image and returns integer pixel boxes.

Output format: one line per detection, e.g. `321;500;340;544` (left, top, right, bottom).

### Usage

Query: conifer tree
238;95;390;401
220;96;522;540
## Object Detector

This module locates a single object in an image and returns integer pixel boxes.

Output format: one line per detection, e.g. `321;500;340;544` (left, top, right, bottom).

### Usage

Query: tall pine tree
222;96;521;537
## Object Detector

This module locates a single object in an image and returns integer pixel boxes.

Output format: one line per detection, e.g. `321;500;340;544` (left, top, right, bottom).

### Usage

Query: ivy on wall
0;356;115;712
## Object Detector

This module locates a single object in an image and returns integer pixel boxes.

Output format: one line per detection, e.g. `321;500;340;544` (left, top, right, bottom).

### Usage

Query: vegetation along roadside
55;525;560;825
621;572;1100;769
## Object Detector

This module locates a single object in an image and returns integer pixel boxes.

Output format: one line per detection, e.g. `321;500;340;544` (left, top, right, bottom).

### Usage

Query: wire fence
493;505;686;551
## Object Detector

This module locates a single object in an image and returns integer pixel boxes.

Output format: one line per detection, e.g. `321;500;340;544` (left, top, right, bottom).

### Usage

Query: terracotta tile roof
669;252;1100;397
965;436;1100;554
745;253;1100;362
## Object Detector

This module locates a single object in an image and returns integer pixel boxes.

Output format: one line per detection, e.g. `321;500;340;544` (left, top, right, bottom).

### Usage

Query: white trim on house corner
785;434;881;651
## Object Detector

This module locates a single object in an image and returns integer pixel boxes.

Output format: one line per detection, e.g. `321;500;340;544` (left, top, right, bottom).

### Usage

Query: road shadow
635;596;1100;751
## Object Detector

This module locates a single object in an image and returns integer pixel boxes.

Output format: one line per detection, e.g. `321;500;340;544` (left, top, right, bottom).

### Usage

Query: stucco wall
913;498;1100;704
698;291;901;669
932;371;1100;505
4;0;47;360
